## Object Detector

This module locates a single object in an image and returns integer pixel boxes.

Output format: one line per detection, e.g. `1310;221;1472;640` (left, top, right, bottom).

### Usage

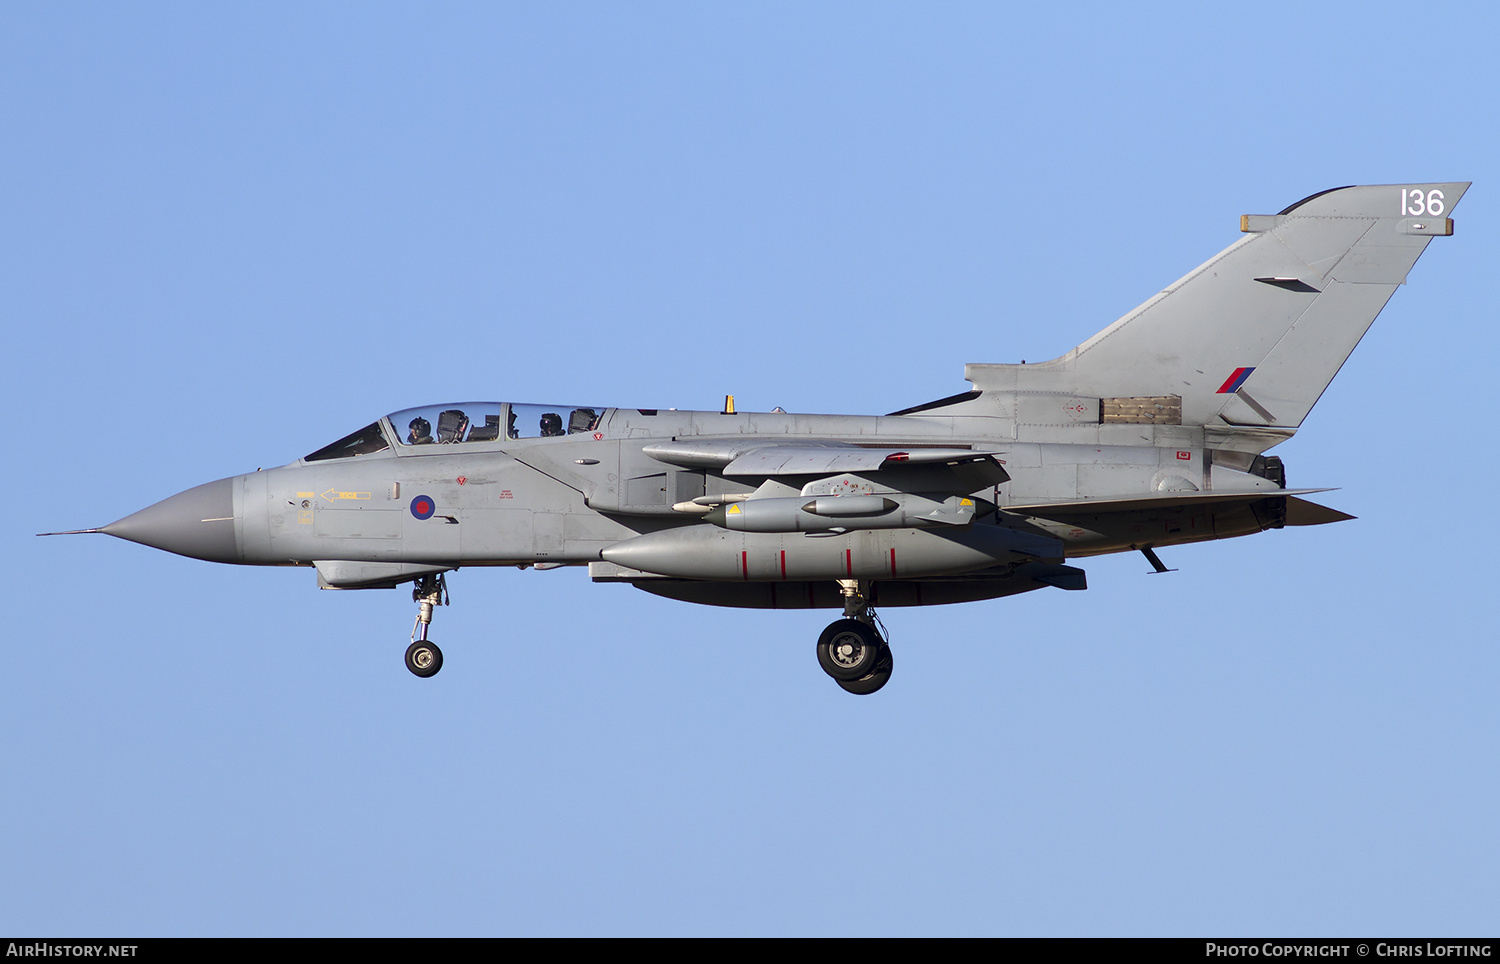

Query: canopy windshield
304;422;391;462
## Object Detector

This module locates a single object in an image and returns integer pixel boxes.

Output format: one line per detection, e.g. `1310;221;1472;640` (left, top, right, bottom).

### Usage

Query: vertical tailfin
966;183;1468;429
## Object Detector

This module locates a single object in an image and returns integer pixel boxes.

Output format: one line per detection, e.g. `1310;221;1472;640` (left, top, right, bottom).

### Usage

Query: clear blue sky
4;2;1497;936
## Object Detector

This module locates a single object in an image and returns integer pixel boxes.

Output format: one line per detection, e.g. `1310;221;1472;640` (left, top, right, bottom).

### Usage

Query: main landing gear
817;579;894;695
405;573;448;678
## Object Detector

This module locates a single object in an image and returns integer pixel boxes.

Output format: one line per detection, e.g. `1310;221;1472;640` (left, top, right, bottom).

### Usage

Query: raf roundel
410;495;436;520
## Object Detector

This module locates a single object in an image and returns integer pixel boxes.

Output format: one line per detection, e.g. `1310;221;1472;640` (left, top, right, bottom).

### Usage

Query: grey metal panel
456;507;533;561
240;470;270;561
1005;463;1078;503
1273;217;1376;278
1040;443;1158;466
1329;238;1431;284
1225;281;1399;428
996;442;1040;468
507;437;617;500
534;512;565;556
1076;463;1159;498
1014;393;1101;425
670;470;705;503
314;560;452;589
1209;465;1282;493
1097;423;1159;446
400;511;460;564
625;474;670;506
314;507;402;539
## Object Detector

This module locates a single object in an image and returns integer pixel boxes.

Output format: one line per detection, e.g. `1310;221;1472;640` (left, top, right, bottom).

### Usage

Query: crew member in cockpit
407;417;434;445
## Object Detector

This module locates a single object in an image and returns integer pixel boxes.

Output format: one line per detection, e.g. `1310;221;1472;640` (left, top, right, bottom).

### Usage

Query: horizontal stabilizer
1284;496;1355;527
1007;487;1334;519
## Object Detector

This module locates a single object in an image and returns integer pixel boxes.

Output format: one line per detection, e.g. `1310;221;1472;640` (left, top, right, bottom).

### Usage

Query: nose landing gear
405;573;448;678
817;579;894;695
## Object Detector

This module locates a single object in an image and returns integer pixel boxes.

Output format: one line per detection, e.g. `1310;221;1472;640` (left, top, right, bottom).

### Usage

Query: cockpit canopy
391;402;604;444
303;401;606;462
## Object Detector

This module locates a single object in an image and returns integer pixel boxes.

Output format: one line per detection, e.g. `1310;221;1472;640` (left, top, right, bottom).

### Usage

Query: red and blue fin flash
1216;367;1256;394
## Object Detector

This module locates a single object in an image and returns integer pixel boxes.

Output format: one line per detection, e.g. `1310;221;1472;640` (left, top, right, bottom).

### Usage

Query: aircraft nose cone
103;477;241;563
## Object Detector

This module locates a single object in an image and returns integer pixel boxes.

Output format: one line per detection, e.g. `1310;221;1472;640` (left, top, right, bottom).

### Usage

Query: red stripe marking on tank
741;550;749;581
780;549;786;579
890;547;897;576
845;548;853;576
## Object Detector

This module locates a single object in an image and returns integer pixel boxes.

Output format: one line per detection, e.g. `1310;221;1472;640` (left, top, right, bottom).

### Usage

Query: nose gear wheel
405;639;443;678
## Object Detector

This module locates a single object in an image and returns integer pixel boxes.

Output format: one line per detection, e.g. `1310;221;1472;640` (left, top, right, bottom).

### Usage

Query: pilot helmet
408;417;431;439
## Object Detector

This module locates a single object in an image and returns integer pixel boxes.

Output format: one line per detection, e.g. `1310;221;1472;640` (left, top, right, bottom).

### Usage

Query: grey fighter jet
45;183;1467;693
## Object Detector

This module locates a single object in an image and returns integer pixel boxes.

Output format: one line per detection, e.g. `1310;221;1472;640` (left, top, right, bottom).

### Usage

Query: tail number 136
1401;188;1444;217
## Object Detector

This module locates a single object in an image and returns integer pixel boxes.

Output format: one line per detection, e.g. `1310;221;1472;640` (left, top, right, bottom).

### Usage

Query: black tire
816;619;883;681
405;640;444;678
837;645;893;696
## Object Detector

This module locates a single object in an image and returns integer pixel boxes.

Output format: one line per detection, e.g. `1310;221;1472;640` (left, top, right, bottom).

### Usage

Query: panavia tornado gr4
46;183;1467;693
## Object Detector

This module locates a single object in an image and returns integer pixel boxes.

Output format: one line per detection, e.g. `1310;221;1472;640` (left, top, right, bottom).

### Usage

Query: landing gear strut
405;573;448;678
816;579;894;695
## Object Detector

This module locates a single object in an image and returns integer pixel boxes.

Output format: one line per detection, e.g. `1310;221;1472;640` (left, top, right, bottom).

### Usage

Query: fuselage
105;399;1289;584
